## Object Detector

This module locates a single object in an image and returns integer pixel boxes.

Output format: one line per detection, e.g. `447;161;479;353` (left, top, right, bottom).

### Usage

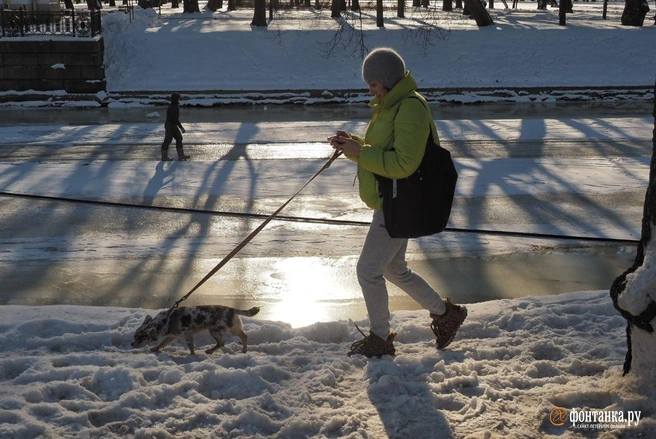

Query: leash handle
171;149;343;310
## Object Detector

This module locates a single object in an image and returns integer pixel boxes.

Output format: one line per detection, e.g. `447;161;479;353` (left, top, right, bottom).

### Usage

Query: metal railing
0;7;101;37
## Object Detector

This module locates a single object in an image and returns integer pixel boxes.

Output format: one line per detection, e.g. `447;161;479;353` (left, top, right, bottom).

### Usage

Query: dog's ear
143;315;153;324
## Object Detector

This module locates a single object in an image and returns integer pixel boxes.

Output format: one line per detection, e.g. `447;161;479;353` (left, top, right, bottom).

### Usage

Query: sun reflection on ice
265;257;358;328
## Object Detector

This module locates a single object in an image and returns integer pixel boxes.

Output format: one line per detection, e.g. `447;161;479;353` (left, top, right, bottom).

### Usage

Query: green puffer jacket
346;72;440;211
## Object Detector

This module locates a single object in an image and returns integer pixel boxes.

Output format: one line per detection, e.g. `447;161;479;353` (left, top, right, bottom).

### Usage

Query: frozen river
0;101;652;327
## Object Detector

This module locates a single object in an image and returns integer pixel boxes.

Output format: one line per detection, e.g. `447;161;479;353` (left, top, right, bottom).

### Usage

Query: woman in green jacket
330;47;467;358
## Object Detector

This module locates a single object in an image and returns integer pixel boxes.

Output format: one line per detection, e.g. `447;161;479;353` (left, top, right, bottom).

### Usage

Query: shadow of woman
142;160;177;206
366;359;455;438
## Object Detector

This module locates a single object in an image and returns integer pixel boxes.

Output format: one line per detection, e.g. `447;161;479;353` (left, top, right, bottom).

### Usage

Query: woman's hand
329;131;361;156
334;138;362;156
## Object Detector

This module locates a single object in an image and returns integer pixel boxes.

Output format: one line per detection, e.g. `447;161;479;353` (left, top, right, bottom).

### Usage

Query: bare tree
559;0;566;25
610;78;656;381
183;0;200;12
252;0;267;26
207;0;223;11
376;0;384;27
405;6;450;54
331;0;341;17
322;9;367;59
621;0;650;26
463;0;493;26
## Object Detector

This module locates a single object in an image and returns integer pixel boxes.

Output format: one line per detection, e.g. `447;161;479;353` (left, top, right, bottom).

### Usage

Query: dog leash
169;149;343;311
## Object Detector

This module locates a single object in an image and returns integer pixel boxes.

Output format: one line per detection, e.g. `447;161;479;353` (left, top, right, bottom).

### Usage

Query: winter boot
347;326;396;358
430;297;468;349
161;149;172;161
177;147;190;161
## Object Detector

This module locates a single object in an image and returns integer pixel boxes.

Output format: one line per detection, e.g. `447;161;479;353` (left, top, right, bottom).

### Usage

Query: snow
1;3;656;438
98;3;656;94
1;292;654;438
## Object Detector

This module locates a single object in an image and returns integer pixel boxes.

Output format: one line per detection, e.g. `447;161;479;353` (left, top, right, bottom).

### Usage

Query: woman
330;47;467;358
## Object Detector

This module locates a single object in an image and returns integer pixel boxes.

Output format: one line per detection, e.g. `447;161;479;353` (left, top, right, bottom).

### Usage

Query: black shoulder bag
374;100;458;239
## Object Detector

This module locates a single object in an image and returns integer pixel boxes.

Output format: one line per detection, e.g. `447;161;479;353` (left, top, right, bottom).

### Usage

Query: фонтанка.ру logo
550;407;641;430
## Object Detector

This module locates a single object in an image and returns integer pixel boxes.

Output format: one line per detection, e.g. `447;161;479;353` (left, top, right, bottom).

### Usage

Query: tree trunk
610;78;656;380
442;0;452;11
331;0;341;16
207;0;223;11
252;0;267;25
352;0;360;10
621;0;650;25
398;0;405;17
227;0;236;10
463;0;493;25
559;0;566;24
183;0;200;12
376;0;384;27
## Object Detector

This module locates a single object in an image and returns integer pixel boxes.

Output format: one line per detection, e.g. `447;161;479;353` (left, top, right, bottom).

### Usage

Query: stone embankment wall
0;37;105;94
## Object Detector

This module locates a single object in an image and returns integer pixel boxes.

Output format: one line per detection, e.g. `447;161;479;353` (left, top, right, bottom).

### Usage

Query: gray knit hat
362;47;406;90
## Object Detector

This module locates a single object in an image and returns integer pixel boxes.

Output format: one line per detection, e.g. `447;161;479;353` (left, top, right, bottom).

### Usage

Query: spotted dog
131;305;260;355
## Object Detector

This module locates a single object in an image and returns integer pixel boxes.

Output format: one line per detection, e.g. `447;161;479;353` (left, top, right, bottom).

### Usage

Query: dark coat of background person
161;93;190;161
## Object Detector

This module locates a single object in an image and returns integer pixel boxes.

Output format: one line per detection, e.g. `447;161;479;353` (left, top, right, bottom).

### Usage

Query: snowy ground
99;2;655;94
1;290;653;439
1;2;655;438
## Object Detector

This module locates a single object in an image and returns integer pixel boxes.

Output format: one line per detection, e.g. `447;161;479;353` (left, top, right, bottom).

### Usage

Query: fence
0;7;101;37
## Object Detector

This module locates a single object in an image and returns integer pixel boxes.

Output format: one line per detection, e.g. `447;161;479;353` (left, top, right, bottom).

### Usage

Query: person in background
329;47;467;358
161;92;190;161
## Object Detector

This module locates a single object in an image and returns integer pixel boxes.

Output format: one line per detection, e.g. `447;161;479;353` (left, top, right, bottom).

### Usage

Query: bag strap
404;94;439;146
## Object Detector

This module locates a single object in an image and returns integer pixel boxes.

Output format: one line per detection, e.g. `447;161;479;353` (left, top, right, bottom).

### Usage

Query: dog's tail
235;306;260;317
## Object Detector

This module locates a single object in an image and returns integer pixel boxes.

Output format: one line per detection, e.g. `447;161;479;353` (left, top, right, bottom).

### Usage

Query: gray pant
357;210;446;340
